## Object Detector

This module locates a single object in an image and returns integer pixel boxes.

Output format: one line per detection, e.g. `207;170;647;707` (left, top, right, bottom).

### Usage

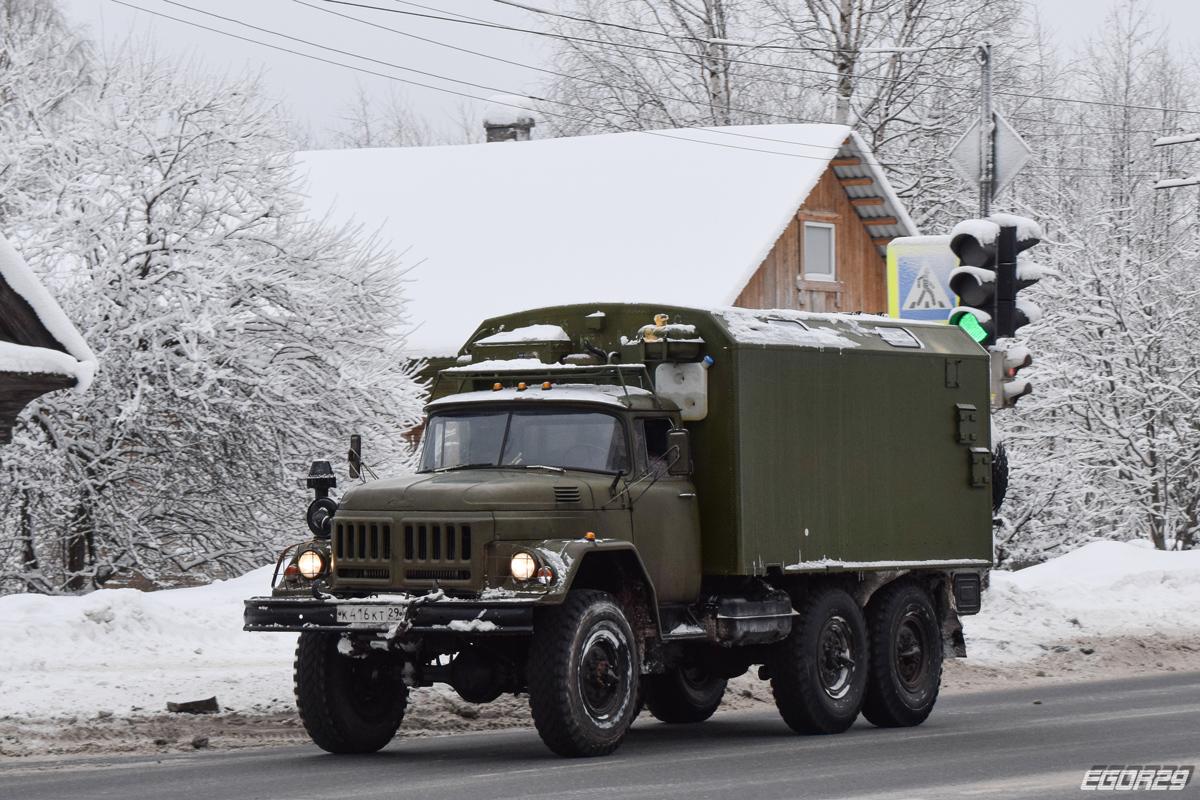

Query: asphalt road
3;672;1198;800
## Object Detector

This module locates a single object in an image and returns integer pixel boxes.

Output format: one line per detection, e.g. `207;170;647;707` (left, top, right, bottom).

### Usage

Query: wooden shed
0;235;95;444
296;123;918;361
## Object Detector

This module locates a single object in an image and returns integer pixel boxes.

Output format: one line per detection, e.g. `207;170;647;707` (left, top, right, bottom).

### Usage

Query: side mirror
348;434;361;480
666;429;692;476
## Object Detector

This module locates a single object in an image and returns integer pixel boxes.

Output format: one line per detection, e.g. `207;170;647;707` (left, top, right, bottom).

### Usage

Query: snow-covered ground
962;540;1200;665
0;567;294;720
0;541;1197;735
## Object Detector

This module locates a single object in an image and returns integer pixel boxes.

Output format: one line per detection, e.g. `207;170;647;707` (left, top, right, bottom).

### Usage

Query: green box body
441;303;994;577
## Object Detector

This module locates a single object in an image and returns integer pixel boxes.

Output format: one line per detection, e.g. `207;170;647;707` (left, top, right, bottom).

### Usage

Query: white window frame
802;221;837;282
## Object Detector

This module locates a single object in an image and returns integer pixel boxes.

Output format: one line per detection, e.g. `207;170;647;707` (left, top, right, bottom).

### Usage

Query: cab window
635;417;674;475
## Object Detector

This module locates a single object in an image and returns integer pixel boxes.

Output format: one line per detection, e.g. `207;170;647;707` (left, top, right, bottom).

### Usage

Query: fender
522;537;662;637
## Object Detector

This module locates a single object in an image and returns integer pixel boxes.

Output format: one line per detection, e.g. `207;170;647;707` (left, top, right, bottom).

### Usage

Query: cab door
629;416;702;603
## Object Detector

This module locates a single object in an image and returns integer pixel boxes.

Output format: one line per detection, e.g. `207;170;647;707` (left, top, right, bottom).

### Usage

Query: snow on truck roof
296;124;915;358
427;384;659;411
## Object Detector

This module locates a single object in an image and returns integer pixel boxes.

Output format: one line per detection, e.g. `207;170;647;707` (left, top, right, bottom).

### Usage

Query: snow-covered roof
0;234;95;391
297;124;917;357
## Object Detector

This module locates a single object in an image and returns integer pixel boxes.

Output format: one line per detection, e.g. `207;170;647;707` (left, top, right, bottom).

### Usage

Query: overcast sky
58;0;1200;143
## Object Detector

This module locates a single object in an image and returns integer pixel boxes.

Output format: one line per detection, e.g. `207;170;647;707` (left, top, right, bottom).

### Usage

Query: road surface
3;672;1197;799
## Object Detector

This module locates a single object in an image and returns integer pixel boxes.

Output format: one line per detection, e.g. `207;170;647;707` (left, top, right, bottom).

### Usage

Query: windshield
420;408;630;474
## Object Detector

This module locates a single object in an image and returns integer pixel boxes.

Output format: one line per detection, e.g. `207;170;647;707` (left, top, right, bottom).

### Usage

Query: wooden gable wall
733;164;889;315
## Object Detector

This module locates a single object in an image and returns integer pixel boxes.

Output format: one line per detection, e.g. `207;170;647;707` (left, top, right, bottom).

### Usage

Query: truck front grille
402;522;473;583
333;518;479;585
335;522;391;561
404;523;472;563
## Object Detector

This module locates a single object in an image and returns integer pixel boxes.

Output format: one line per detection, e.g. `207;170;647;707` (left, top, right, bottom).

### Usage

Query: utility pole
834;0;854;125
977;37;995;216
949;37;1030;212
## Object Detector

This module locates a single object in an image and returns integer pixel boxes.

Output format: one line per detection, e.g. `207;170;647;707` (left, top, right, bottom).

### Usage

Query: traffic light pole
994;225;1017;338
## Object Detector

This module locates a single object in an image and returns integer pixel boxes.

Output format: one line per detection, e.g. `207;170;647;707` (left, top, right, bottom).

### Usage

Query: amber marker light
536;566;554;585
585;532;596;540
542;382;551;390
517;382;527;391
493;382;502;391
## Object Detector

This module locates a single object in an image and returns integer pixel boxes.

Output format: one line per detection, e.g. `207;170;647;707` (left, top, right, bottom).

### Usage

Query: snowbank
0;567;293;719
0;541;1196;723
963;541;1200;664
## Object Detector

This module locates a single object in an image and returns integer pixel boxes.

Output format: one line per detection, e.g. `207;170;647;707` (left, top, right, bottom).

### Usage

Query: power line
293;0;831;127
488;0;972;56
392;0;982;103
105;0;854;165
158;0;839;136
152;0;555;103
165;0;934;168
330;0;975;96
104;0;1200;180
312;1;1196;144
332;0;1200;119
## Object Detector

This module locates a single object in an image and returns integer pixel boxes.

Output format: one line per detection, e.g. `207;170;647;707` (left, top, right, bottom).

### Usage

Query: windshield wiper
519;464;565;473
431;464;501;474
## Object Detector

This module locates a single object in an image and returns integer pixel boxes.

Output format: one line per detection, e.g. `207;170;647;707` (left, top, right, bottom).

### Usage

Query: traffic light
947;215;1044;347
990;343;1033;409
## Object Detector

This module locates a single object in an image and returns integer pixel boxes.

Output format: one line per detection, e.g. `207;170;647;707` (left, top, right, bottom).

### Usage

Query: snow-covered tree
325;83;449;149
995;1;1200;559
0;30;425;593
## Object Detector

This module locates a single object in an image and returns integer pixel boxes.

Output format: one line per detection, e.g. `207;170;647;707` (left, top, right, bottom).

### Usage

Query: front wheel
527;590;640;757
644;666;727;723
861;580;943;728
769;586;868;735
294;631;408;753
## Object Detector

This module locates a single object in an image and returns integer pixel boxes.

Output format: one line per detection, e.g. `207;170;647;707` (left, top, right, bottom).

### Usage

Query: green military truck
244;303;993;758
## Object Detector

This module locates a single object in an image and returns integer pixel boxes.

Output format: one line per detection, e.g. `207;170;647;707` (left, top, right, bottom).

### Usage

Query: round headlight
510;552;537;581
297;550;327;580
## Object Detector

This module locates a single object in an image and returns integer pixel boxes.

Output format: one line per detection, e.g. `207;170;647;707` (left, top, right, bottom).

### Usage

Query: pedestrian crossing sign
886;236;958;322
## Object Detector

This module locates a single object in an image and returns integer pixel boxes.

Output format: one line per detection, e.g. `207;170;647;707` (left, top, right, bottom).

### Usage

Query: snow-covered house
0;235;95;443
297;123;918;363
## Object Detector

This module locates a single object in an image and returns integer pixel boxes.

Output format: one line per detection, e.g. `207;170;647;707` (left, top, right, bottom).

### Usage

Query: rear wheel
294;631;408;754
862;580;942;728
644;665;727;723
527;590;640;757
769;586;868;735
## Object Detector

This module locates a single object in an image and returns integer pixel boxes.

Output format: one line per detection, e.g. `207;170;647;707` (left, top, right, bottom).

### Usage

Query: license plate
336;605;407;625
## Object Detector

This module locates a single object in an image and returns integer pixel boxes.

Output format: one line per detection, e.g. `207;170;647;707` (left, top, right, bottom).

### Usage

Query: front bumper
243;595;534;634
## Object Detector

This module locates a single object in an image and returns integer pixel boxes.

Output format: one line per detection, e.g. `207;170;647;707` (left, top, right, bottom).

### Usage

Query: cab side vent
554;486;582;503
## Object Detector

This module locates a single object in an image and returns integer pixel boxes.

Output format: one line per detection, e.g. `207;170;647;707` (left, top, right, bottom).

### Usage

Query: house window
802;221;836;281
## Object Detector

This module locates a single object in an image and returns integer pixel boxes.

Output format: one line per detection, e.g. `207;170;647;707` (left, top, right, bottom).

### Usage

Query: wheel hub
578;628;629;720
817;615;855;699
894;609;928;691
